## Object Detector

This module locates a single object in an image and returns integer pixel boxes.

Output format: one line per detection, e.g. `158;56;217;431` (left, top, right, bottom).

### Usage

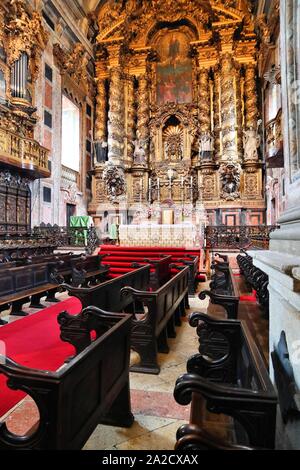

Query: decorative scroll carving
103;164;126;202
220;162;241;200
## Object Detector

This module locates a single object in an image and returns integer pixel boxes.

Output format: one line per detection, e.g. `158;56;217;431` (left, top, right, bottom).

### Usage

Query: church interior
0;0;299;452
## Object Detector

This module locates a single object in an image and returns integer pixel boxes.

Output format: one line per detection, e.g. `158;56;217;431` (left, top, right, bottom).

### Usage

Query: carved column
198;67;211;134
213;65;221;160
107;66;125;164
95;78;107;142
244;63;258;130
220;53;239;161
136;73;150;158
235;62;244;159
126;74;136;164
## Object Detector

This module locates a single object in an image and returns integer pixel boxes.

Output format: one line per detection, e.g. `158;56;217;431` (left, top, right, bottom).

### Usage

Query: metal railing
205;225;278;250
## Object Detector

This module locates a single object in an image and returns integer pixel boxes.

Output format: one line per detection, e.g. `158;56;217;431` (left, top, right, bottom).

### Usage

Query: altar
119;223;202;248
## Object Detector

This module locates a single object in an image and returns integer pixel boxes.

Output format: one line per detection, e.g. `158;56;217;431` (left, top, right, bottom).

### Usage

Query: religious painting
156;31;192;105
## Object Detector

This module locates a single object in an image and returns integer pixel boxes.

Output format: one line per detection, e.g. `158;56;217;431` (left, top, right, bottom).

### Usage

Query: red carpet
0;297;82;417
240;290;257;302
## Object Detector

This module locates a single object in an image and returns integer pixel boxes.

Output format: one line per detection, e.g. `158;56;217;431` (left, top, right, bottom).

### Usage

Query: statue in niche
133;139;147;165
220;163;241;200
199;132;214;156
94;140;108;163
243;120;262;161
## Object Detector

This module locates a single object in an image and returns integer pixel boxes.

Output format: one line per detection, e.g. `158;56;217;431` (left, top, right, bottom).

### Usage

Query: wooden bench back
0;310;132;450
60;265;151;311
0;263;52;297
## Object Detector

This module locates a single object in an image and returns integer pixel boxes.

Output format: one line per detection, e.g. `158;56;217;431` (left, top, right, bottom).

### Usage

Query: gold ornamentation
54;43;89;90
244;63;258;129
126;75;136;162
95;79;107;142
3;0;48;77
107;67;125;161
198;67;211;134
220;53;238;160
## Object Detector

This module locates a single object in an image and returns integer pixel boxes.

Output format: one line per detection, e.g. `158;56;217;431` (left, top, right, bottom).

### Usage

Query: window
45;64;53;82
43;186;52;203
44;110;52;128
61;95;80;172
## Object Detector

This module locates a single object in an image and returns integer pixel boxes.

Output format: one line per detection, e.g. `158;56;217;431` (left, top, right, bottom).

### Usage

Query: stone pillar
244;63;259;130
251;0;300;451
198;67;211;134
107;66;125;165
126;74;136;164
220;53;239;161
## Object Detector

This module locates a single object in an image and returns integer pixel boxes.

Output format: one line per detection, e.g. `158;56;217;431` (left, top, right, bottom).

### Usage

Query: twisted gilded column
213;65;221;160
220;53;238;161
107;67;125;163
198;67;211;133
136;74;150;154
95;79;107;142
126;75;136;163
235;62;243;159
244;63;258;129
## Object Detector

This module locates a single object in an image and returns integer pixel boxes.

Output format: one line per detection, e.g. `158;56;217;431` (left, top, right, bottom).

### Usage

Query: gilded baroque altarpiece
89;0;265;225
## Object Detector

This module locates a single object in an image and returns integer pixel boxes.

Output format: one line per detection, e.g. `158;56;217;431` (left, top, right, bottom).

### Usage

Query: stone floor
0;267;270;450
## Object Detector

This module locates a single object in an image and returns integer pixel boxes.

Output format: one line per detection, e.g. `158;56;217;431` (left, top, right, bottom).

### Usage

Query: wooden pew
56;265;151;311
174;312;277;450
237;251;269;315
143;255;171;288
70;254;109;287
0;307;133;450
199;263;239;319
0;263;61;316
120;266;189;374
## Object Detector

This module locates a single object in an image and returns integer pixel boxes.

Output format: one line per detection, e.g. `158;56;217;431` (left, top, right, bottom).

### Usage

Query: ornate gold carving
108;67;125;161
95;79;107;142
213;65;221;160
126;75;136;163
3;1;48;80
198;68;211;134
220;162;241;200
0;122;49;177
244;63;258;129
136;74;150;160
220;53;238;161
54;43;89;90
